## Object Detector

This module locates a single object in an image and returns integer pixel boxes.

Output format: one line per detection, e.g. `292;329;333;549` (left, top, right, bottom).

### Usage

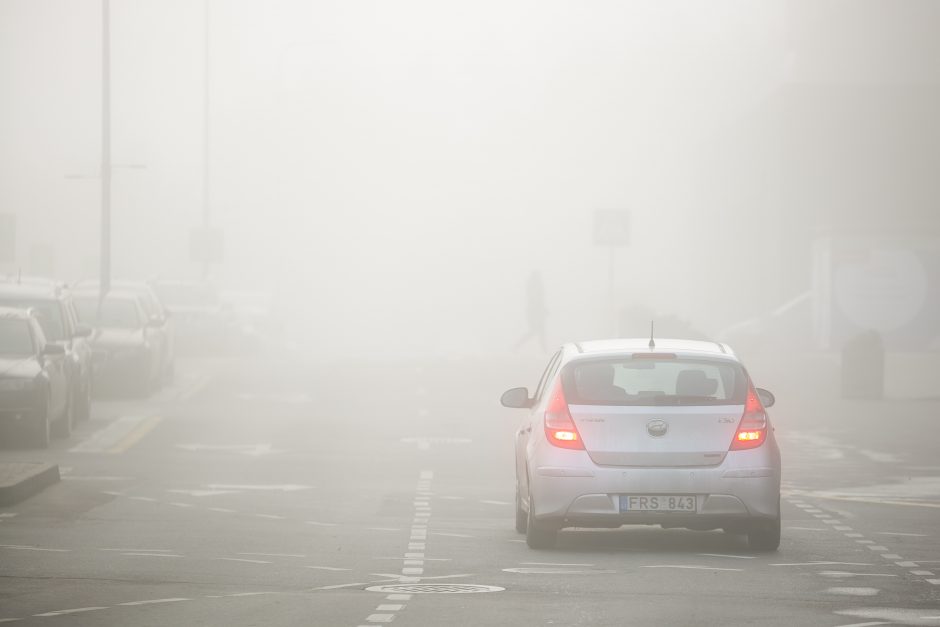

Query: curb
0;462;60;506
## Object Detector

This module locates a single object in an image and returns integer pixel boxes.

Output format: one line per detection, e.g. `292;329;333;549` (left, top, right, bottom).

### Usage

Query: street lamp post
100;0;111;297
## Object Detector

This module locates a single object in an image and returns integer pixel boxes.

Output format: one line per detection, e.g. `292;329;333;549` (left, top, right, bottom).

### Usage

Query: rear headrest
675;369;718;397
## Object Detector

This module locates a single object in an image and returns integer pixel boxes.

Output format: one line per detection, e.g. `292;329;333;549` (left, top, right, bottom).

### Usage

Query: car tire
515;486;528;534
525;491;557;549
747;511;781;552
26;396;51;449
75;379;92;422
51;390;73;439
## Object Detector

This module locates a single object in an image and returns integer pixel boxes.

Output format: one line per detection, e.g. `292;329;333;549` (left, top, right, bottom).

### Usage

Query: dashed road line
34;607;108;617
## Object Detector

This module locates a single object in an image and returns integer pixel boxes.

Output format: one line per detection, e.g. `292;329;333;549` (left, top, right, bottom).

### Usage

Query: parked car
0;307;71;447
0;278;94;424
74;279;175;381
151;279;231;354
71;290;164;397
501;338;781;550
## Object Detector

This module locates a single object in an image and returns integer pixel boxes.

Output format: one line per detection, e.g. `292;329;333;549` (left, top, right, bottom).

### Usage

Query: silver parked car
501;338;781;551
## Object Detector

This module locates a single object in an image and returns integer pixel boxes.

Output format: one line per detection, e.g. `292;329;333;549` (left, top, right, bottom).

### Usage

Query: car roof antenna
648;320;655;350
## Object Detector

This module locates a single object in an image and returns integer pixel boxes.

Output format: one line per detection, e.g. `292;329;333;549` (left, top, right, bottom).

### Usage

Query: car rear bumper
529;446;780;528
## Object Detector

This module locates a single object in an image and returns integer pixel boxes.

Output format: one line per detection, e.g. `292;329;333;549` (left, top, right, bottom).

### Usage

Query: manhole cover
365;584;504;594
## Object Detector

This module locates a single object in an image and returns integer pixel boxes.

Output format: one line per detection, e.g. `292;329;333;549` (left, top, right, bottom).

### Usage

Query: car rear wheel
747;511;781;551
26;397;51;449
515;486;527;534
51;390;73;438
525;492;557;549
75;379;92;422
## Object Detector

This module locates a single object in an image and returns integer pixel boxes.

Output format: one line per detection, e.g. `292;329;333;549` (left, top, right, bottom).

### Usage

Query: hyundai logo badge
647;419;668;437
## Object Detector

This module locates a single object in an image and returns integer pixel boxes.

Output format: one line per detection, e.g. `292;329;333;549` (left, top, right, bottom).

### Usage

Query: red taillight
544;382;584;450
730;386;767;451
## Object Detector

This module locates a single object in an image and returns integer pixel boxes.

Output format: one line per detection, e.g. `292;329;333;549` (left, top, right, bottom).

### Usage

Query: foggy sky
2;1;938;357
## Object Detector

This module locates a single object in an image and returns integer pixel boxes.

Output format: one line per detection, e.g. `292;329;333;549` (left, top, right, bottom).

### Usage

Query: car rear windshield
74;298;141;330
562;356;748;406
0;298;65;341
0;319;35;356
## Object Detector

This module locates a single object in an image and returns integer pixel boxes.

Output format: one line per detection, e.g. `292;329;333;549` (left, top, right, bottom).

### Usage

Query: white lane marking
431;532;474;538
0;619;21;623
367;527;400;532
856;540;875;544
365;614;394;623
208;507;236;513
211;592;278;598
118;598;190;606
911;570;934;576
176;443;285;456
130;496;157;502
866;546;890;551
522;562;596;566
697;554;756;559
63;476;135;481
376;605;404;611
480;500;512;506
169;502;194;508
206;483;311;492
786;527;827;531
0;545;70;552
819;571;898;578
928;579;940;585
832;622;892;627
100;548;170;552
894;561;918;567
834;526;854;531
237;552;305;558
845;533;864;538
305;566;351;571
0;513;17;518
641;565;741;572
771;562;872;567
34;607;108;616
306;521;338;527
215;557;272;564
311;582;376;591
167;489;237;497
826;587;880;596
877;531;929;537
401;568;423;575
255;514;285;520
386;594;411;601
880;554;902;560
503;567;616;574
122;552;183;558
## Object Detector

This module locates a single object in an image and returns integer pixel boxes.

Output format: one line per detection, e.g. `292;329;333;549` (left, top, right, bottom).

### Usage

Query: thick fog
1;1;938;360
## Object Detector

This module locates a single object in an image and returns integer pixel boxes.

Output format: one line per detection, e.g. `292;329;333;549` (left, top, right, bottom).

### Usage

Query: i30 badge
647;419;668;438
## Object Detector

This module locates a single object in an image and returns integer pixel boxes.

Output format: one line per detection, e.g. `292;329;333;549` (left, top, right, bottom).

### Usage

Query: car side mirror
41;343;66;356
501;387;533;409
756;387;775;408
73;324;93;338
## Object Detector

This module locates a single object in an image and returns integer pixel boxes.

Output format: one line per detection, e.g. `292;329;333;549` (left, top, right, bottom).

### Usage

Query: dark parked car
71;290;164;397
75;279;175;381
0;307;71;448
0;279;94;425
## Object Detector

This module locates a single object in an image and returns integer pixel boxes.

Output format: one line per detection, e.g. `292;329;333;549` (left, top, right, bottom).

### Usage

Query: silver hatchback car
501;338;781;551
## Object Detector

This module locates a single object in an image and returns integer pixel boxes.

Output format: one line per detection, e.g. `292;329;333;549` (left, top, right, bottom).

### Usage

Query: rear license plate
619;495;696;513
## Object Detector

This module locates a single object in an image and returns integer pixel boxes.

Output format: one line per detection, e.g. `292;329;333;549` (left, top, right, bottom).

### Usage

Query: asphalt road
0;352;938;626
